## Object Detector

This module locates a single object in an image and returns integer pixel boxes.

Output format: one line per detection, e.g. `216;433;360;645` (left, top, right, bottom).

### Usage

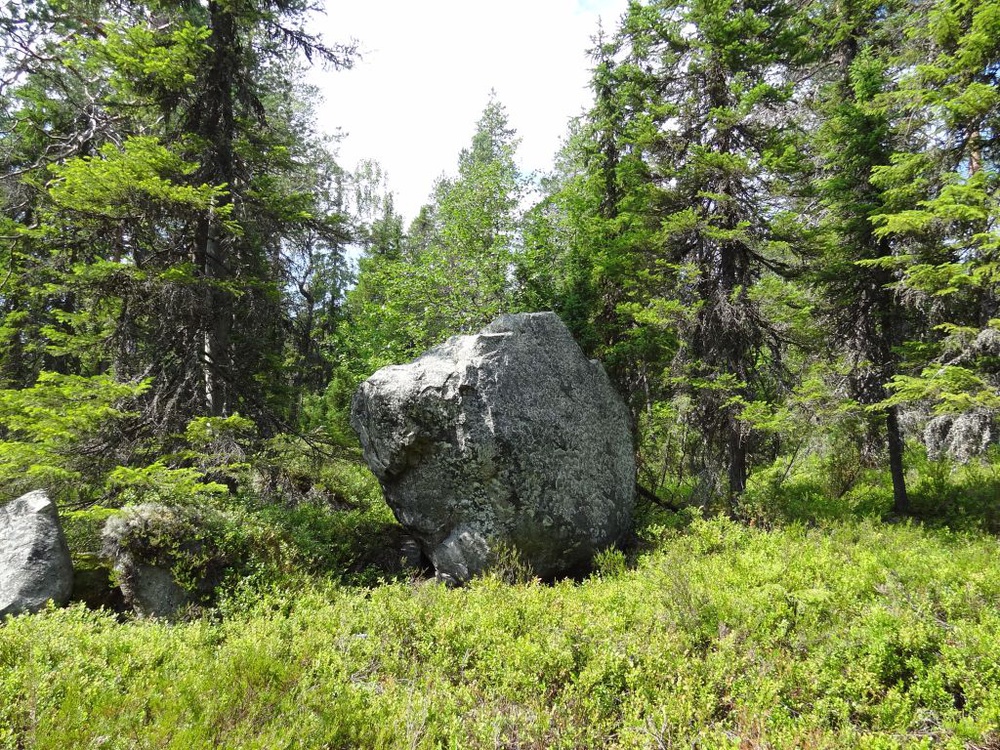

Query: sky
309;0;630;225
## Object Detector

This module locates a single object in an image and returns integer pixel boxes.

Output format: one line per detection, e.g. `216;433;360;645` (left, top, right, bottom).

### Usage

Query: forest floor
3;507;1000;749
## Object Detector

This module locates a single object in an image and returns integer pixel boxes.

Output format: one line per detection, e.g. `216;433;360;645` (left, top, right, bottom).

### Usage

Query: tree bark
886;405;909;514
728;429;748;501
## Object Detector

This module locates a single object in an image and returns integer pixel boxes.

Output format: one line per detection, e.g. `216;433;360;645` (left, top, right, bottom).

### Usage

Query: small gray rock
0;490;74;618
126;564;192;619
102;504;224;620
351;312;635;583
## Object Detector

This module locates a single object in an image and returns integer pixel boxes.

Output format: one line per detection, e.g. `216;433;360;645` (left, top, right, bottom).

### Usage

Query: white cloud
308;0;629;224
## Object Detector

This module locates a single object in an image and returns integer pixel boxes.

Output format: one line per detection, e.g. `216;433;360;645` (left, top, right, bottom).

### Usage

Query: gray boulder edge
351;312;635;583
0;490;74;618
925;411;995;463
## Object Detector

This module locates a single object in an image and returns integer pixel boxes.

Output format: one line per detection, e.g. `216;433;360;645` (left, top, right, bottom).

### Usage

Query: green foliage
5;0;1000;741
520;0;812;503
741;453;895;526
96;412;257;507
592;547;628;578
105;463;230;507
102;19;211;94
886;364;1000;413
861;0;1000;416
236;480;399;587
47;136;232;223
0;373;148;502
4;519;1000;747
481;542;538;586
252;431;374;503
0;0;357;444
177;414;256;485
0;370;266;508
61;506;120;556
906;448;1000;531
344;95;527;375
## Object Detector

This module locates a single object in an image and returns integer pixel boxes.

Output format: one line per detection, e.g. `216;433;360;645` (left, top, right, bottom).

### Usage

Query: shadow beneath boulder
69;553;128;615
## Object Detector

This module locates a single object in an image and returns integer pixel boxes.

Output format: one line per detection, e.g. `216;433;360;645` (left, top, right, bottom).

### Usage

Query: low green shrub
61;506;119;555
907;448;1000;531
741;451;898;526
0;373;148;505
238;497;399;582
592;547;628;578
251;433;378;506
4;517;1000;748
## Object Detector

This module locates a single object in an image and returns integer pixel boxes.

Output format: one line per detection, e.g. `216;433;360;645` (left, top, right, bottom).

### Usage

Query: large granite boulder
0;490;74;618
351;312;635;583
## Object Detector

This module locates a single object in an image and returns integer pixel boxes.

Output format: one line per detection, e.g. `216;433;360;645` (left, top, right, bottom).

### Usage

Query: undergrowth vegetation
739;447;1000;533
6;408;999;748
4;511;1000;749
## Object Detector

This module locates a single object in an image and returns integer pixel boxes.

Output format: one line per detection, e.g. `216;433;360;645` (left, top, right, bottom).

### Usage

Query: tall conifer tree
809;0;913;513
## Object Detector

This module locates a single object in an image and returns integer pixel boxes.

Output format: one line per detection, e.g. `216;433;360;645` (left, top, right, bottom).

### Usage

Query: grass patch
3;517;1000;748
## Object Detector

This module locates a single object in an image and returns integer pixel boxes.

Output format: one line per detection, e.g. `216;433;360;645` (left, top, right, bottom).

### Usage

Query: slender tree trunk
201;228;232;416
728;428;747;500
194;0;238;417
876;239;908;514
969;129;982;175
886;405;909;514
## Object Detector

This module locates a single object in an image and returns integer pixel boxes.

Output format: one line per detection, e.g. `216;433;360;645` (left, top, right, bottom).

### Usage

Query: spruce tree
808;0;913;513
577;0;808;502
868;0;1000;416
0;0;356;434
346;95;525;372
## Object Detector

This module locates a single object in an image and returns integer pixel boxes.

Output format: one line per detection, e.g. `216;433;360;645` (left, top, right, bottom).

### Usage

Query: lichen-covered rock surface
924;411;996;463
0;490;74;618
351;312;635;583
102;504;229;620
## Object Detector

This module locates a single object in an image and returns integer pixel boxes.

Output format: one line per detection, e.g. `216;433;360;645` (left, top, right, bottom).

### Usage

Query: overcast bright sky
308;0;629;224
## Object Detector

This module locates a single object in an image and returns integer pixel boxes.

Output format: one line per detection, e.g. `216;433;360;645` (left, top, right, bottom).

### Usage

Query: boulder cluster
2;312;638;620
0;493;213;621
